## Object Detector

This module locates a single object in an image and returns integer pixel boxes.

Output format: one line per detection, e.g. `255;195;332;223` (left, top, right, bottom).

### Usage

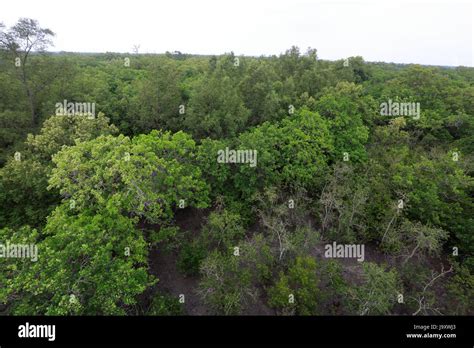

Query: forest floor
147;208;209;314
144;208;447;315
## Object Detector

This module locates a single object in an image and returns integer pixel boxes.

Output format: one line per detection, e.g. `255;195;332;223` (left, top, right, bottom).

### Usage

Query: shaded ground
146;207;210;315
146;207;275;315
150;247;209;315
144;207;449;316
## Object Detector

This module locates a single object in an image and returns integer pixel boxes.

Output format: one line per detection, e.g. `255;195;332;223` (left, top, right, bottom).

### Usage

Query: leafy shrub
198;250;255;315
201;209;246;250
177;240;208;276
445;263;474;315
349;262;400;315
147;293;183;315
268;256;319;315
318;259;349;314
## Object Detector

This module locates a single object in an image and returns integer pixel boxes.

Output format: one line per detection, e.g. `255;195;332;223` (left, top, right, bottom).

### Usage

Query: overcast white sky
1;0;473;66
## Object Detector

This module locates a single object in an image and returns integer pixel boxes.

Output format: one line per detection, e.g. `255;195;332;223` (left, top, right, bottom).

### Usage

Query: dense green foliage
0;19;472;316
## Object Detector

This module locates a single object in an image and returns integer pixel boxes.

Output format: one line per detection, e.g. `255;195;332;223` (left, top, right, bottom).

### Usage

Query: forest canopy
0;18;472;316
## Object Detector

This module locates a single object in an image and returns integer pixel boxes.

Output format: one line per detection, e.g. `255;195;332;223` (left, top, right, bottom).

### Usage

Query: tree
131;60;184;133
147;292;183;315
445;263;474;315
0;113;118;228
0;18;55;124
200;209;246;250
185;73;250;139
178;208;245;276
319;163;369;243
0;205;153;315
333;56;371;84
349;262;400;315
410;264;453;316
195;138;231;199
48;130;210;224
196;231;275;315
235;108;333;201
268;256;320;315
393;152;473;263
254;187;317;262
198;250;255;315
239;60;282;125
382;219;448;264
315;82;371;162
